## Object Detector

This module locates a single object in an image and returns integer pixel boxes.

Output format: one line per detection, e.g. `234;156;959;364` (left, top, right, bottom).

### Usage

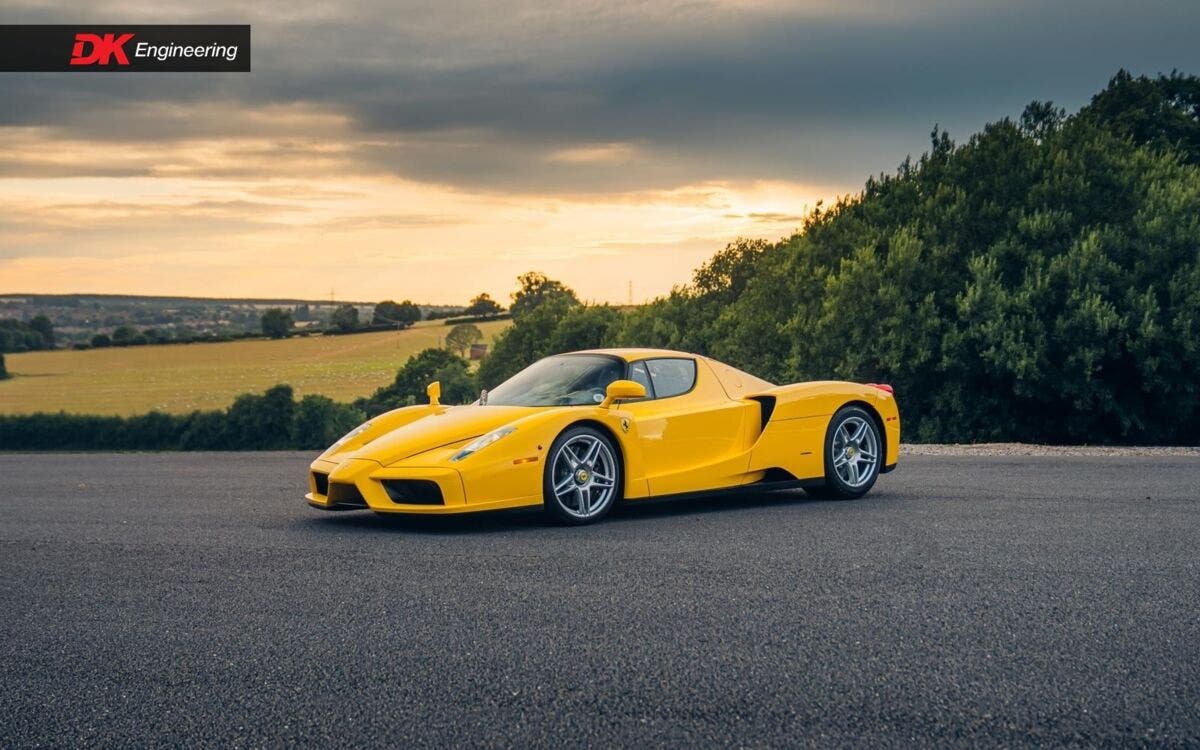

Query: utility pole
628;279;633;305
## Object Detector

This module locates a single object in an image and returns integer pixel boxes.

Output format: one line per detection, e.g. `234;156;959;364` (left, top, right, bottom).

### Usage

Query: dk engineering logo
0;25;251;72
69;32;240;66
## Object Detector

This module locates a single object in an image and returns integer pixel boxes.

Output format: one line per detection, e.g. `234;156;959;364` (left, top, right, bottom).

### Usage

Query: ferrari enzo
306;349;900;524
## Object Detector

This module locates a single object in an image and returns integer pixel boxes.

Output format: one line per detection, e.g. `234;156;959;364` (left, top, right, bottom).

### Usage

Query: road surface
1;452;1197;747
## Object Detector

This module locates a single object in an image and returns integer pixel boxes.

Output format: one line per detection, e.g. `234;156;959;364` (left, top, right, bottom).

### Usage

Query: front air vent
381;479;444;505
312;471;329;496
328;482;367;508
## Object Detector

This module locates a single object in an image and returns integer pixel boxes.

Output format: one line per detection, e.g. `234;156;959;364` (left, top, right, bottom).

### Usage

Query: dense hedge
0;385;364;451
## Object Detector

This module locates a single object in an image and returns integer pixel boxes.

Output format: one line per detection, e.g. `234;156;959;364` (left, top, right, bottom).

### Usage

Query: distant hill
2;292;393;307
0;293;466;347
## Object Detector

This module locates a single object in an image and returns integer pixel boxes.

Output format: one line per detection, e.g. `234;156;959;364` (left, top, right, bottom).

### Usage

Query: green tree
477;295;576;387
444;323;483;356
111;326;139;346
615;238;772;367
0;352;8;380
142;328;167;344
694;74;1200;443
355;348;477;415
691;238;769;304
373;300;421;328
28;315;54;348
90;333;111;348
465;292;504;317
261;307;293;339
225;384;296;449
509;272;579;319
331;304;359;332
0;321;42;353
1083;70;1200;164
291;395;366;450
473;301;622;388
548;305;623;352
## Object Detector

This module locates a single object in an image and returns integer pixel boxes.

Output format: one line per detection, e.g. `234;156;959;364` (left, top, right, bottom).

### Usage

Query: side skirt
632;477;827;506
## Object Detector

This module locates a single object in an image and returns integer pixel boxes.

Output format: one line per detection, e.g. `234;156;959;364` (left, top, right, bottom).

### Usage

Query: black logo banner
0;25;251;72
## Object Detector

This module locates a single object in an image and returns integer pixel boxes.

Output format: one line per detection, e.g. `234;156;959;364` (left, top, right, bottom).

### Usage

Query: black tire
542;425;622;525
803;405;882;500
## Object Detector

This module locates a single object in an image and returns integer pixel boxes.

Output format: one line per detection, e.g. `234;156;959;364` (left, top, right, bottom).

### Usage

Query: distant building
469;343;488;360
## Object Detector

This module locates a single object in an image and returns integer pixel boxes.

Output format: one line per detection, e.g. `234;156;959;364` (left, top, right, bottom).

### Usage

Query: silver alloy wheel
831;415;880;488
550;433;618;520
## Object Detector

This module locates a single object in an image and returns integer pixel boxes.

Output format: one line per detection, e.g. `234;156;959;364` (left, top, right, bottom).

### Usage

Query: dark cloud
2;0;1198;191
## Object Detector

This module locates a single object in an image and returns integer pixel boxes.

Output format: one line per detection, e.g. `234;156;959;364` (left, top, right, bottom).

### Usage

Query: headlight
451;426;515;461
329;419;374;450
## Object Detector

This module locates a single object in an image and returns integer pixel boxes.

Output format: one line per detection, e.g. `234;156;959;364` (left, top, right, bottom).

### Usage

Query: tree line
0;293;509;353
268;294;508;337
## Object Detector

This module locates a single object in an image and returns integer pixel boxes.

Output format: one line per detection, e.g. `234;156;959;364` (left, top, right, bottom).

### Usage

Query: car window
645;358;696;399
626;361;654;400
485;354;624;406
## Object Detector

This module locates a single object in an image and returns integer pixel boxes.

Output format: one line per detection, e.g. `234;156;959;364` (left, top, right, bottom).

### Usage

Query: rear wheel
804;405;881;500
543;426;621;524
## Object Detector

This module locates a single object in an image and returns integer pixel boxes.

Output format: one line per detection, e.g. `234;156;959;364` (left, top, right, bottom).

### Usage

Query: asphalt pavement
1;452;1197;747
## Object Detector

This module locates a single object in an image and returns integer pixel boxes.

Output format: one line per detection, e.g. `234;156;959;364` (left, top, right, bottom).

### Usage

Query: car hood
348;404;540;466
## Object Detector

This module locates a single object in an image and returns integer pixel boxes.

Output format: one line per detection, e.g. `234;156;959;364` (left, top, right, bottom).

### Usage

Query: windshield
485;354;624;407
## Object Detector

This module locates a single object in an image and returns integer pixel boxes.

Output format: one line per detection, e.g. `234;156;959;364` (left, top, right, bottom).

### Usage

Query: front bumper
306;457;541;514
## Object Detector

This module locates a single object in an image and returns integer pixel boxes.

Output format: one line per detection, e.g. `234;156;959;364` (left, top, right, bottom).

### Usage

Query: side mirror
601;379;646;408
426;381;441;407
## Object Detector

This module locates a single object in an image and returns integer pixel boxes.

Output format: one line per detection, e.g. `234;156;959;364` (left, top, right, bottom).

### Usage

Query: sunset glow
3;0;1194;303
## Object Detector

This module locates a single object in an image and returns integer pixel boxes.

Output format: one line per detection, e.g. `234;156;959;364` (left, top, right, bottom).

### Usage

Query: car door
621;357;756;496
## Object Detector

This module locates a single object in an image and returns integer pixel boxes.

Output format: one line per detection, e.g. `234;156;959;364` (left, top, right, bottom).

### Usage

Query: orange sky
0;116;842;304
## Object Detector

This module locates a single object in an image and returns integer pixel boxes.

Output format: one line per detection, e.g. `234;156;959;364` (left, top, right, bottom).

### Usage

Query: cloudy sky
2;0;1198;304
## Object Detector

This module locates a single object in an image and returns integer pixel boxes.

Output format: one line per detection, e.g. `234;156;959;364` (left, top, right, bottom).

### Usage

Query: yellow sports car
307;349;900;524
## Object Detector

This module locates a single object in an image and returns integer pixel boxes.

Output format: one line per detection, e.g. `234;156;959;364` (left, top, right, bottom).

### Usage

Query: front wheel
543;426;622;524
804;405;882;500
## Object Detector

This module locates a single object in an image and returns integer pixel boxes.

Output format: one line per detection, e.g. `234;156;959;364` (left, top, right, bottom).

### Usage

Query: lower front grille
381;479;444;505
328;482;367;507
312;471;330;496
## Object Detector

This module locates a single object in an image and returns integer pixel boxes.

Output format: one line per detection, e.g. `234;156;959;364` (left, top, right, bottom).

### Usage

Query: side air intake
748;395;776;431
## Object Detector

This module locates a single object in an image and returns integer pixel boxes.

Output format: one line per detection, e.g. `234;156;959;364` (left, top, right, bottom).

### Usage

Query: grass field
0;320;510;416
